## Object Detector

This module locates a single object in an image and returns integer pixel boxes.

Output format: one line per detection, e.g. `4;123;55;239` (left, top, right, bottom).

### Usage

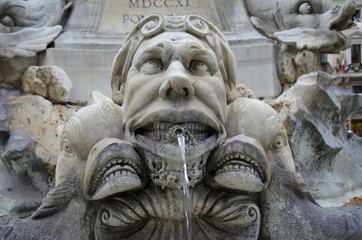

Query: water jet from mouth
175;128;183;136
177;130;193;240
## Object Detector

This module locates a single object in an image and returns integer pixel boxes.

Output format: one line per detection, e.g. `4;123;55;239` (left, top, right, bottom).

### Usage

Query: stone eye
139;58;164;75
0;15;15;26
268;137;284;151
298;2;312;14
62;139;73;153
189;60;211;76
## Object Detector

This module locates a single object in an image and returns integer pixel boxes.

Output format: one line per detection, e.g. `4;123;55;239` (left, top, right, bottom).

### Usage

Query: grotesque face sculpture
122;32;228;187
30;14;298;240
111;15;235;189
23;13;362;240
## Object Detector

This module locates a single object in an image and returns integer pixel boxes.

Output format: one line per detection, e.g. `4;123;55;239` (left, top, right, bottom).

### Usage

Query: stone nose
159;61;195;99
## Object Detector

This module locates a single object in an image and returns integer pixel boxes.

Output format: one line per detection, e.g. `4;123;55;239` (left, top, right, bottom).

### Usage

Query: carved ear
216;38;236;103
226;84;236;104
111;40;135;105
112;76;125;105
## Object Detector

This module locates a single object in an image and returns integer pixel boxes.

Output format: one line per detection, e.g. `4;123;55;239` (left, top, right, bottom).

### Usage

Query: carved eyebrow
134;41;173;69
180;40;218;73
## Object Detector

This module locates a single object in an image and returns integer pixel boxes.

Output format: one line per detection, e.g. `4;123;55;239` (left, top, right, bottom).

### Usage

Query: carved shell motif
94;184;260;240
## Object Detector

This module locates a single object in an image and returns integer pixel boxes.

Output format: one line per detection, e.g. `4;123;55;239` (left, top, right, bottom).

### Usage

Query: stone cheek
2;94;77;167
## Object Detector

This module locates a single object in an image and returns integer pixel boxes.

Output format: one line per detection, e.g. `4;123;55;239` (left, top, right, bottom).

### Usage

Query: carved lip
130;109;221;141
206;135;271;192
83;138;145;200
136;121;215;143
127;109;224;160
329;1;356;31
212;153;266;182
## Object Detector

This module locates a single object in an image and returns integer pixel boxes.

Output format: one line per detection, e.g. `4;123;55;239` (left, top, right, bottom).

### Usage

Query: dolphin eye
0;15;15;26
268;137;285;151
62;139;73;153
298;2;312;14
274;139;283;148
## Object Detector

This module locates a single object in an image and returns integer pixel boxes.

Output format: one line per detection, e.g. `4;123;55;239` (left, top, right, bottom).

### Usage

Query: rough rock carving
0;0;72;57
0;14;361;240
245;0;356;86
270;72;362;201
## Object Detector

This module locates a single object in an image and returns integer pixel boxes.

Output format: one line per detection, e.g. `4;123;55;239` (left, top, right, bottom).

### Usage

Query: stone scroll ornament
245;0;357;85
1;14;361;240
0;0;72;57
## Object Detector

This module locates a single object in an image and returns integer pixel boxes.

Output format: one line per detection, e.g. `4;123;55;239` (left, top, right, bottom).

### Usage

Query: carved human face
121;32;228;175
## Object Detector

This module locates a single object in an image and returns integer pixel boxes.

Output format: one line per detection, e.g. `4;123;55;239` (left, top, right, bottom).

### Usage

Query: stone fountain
0;13;361;239
0;1;362;240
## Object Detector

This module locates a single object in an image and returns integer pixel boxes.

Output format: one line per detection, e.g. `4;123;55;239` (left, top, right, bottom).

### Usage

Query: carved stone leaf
200;193;259;227
274;28;348;53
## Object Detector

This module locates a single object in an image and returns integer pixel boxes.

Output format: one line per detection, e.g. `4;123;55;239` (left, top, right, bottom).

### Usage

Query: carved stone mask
124;32;228;187
110;14;237;188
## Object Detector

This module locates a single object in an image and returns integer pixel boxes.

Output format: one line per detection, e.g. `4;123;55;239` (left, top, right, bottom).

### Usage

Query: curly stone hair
110;14;236;105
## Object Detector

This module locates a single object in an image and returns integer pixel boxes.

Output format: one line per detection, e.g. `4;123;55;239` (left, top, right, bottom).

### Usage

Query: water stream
176;131;193;240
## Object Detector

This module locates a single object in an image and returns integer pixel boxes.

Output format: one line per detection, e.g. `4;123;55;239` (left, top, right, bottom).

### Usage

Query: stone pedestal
39;48;116;102
40;0;281;102
231;42;281;97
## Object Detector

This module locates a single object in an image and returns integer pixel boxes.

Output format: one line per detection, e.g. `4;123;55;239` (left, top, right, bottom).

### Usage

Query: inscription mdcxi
98;0;220;34
129;0;190;8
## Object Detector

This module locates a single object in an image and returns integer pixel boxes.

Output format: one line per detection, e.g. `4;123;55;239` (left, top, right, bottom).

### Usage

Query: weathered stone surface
2;93;79;166
87;90;113;105
0;57;37;89
245;0;356;89
0;129;48;218
0;89;81;218
39;48;116;103
245;0;355;52
0;26;62;58
232;42;282;97
0;0;71;58
270;72;362;201
1;11;362;240
0;94;51;217
277;45;323;85
0;0;70;32
259;166;362;240
41;0;281;101
22;66;73;103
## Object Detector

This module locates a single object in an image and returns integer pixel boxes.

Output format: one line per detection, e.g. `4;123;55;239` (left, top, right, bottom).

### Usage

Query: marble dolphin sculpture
245;0;356;52
30;100;146;219
0;0;71;29
0;0;72;57
1;13;362;240
214;96;362;239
